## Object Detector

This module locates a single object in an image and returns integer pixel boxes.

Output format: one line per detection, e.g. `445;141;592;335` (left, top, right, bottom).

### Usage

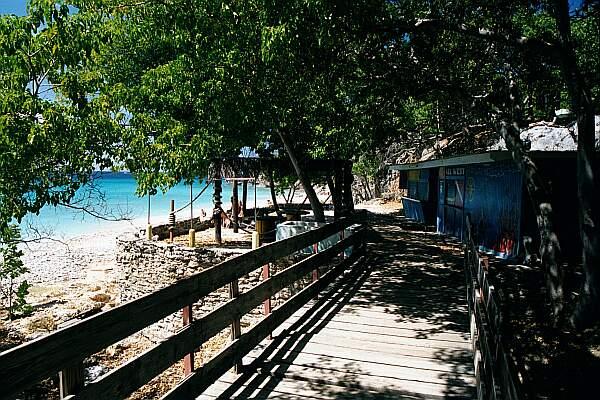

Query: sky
0;0;588;17
0;1;26;16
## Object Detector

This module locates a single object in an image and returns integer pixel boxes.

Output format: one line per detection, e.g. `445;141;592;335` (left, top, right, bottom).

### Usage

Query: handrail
465;216;520;400
0;215;365;400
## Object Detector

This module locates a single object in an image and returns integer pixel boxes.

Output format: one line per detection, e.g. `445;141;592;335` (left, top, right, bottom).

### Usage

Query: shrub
0;225;33;320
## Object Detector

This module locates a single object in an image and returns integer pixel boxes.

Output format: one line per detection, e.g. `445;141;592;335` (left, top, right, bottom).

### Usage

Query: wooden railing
0;215;366;400
464;217;520;400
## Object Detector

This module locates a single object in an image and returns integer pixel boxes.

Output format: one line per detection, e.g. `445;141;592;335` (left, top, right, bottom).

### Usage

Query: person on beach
221;208;231;228
213;206;231;228
238;201;244;219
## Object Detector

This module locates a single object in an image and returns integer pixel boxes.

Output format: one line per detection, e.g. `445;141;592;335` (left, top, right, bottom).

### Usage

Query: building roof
389;117;600;171
488;116;600;152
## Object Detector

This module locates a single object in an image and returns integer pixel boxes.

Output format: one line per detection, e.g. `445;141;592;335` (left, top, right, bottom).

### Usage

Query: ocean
21;172;273;238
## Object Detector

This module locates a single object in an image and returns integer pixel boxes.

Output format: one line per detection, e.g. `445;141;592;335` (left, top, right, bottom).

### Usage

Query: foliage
353;153;383;181
0;225;32;320
0;1;121;231
1;0;599;324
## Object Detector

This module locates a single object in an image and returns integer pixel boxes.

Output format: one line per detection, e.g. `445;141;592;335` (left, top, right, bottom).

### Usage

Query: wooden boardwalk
200;212;476;399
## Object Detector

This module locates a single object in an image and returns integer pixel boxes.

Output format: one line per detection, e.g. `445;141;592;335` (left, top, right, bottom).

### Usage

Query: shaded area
200;210;475;399
490;258;600;399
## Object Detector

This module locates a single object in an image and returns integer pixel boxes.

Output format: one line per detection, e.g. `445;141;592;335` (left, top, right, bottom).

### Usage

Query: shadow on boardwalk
202;209;475;400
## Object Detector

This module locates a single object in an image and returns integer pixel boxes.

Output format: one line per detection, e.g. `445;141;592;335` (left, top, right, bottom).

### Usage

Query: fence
0;215;366;400
465;216;521;400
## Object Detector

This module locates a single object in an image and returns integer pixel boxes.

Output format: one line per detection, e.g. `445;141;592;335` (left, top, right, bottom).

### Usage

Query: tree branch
373;19;562;60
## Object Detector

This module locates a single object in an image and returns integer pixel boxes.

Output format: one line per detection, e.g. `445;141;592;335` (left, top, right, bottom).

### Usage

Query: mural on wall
464;161;522;258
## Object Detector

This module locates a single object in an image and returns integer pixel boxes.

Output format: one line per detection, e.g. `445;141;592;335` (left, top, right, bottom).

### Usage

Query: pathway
200;209;476;399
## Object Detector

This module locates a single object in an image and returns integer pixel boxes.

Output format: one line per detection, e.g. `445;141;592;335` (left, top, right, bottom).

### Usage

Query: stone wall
116;232;321;343
151;217;213;240
116;236;257;342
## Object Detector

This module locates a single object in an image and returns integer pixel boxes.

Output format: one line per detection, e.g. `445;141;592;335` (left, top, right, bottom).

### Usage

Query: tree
95;0;265;195
0;225;32;320
0;1;121;235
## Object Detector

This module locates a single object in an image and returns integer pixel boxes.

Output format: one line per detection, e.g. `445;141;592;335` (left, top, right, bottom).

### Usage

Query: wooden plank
255;332;462;362
70;230;365;400
160;248;366;399
249;359;474;399
182;305;194;376
290;305;469;332
202;372;429;400
276;320;470;350
277;318;470;344
229;279;242;373
244;339;473;375
248;352;475;387
0;217;359;399
59;363;84;398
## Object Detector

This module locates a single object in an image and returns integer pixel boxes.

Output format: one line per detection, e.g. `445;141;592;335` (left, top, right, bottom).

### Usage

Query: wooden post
213;177;222;245
253;232;272;340
340;229;346;259
59;362;84;398
229;279;242;373
312;243;319;282
182;305;194;376
189;229;195;247
232;179;239;233
242;180;248;217
190;182;194;230
147;193;152;240
169;200;175;242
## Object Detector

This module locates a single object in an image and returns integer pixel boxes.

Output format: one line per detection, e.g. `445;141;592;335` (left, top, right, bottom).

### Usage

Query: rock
89;293;111;303
85;364;109;383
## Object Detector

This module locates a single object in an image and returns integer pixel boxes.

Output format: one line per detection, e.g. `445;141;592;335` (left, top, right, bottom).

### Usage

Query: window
445;179;464;207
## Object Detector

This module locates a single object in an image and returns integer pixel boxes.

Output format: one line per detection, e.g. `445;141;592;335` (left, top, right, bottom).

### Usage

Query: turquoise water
22;172;272;238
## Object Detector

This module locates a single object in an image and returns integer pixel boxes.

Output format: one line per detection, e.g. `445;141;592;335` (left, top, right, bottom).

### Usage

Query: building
390;118;600;259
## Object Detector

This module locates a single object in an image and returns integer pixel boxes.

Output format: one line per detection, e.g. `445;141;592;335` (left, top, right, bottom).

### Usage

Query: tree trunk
363;176;373;200
232;179;239;233
213;177;222;246
277;129;325;222
268;169;282;218
242;180;248;217
554;0;600;329
343;161;355;213
374;179;382;198
500;119;564;321
326;175;342;220
334;167;344;219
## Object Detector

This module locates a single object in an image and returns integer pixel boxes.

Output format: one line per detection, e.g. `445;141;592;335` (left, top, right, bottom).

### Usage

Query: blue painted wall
463;161;522;258
402;197;425;223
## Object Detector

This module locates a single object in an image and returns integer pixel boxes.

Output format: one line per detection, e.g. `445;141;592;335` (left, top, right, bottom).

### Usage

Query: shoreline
18;190;324;285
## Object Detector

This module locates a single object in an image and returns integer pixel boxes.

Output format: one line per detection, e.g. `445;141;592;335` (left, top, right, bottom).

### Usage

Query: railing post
312;242;319;282
339;228;346;259
213;176;222;245
229;279;242;373
59;362;84;398
182;305;194;376
254;232;273;340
